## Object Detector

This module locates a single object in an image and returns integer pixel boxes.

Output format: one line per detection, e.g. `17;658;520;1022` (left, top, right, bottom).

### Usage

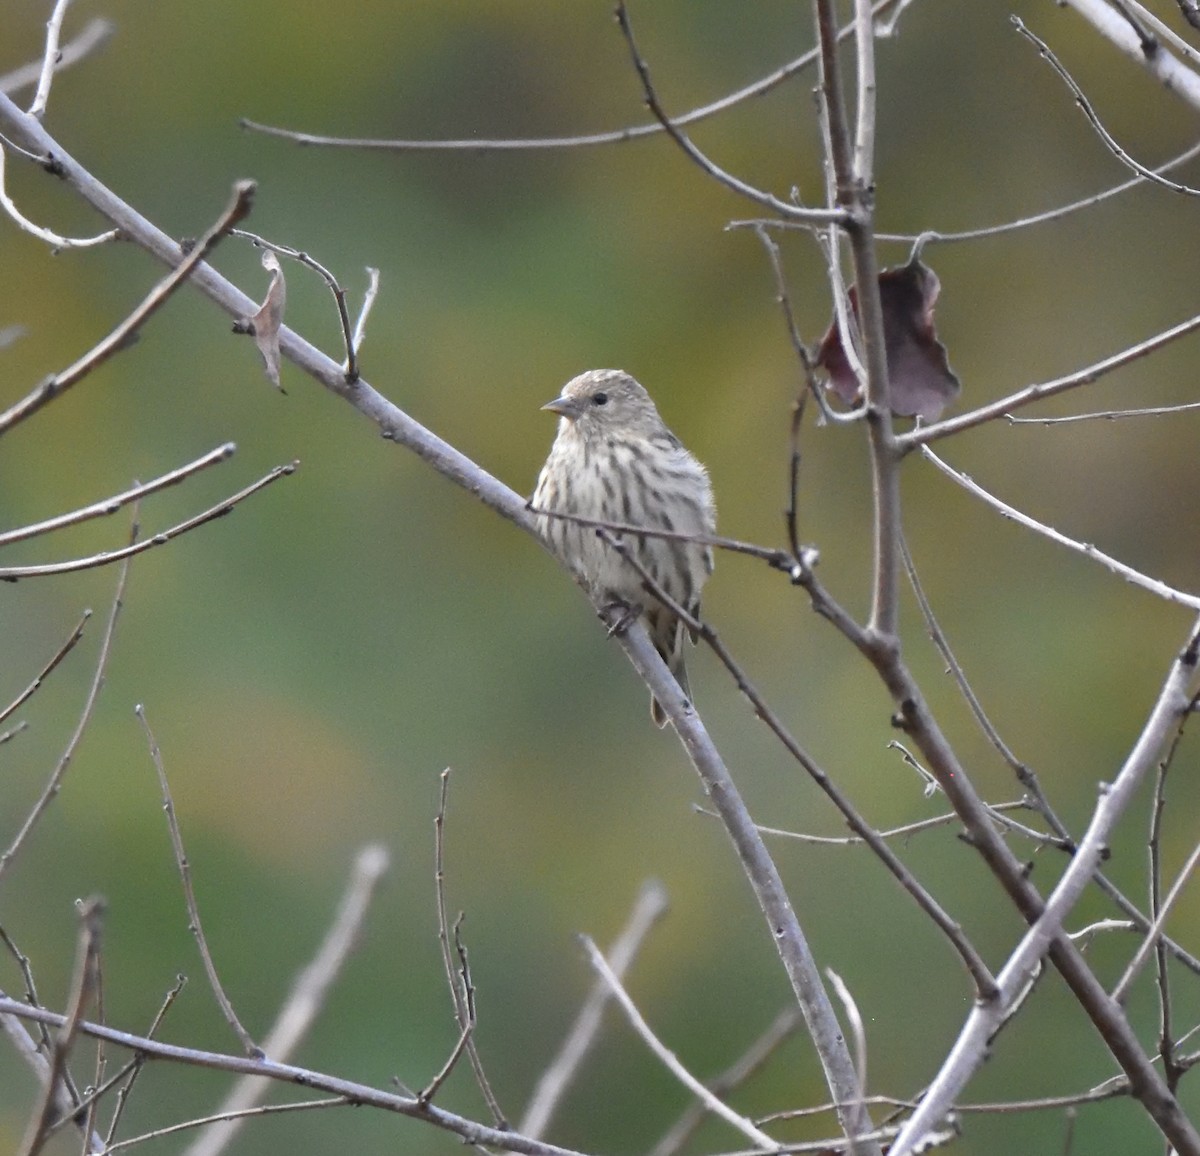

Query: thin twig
899;310;1200;449
104;975;187;1147
0;542;132;885
1112;838;1200;1005
238;0;906;154
920;445;1200;611
28;0;74;120
650;1007;800;1156
231;230;367;382
183;844;390;1156
521;879;669;1139
579;936;779;1150
736;137;1200;245
0;610;90;726
0;17;113;96
0;140;117;249
0;444;236;548
717;800;1029;847
136;705;262;1059
430;770;506;1124
1006;400;1200;424
0;461;296;580
1;995;595;1156
1015;17;1200;195
348;267;380;379
18;897;103;1156
529;505;792;567
905;531;1200;972
106;1097;352;1153
826;969;867;1106
0;181;254;436
615;4;846;227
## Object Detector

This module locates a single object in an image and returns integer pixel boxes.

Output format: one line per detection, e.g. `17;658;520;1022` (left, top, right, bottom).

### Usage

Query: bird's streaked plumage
532;369;716;726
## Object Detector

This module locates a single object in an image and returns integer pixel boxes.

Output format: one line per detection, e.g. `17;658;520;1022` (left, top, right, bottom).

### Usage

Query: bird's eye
592;392;609;406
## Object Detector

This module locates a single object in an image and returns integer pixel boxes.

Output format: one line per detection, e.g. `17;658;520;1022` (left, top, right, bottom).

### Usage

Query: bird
531;369;716;726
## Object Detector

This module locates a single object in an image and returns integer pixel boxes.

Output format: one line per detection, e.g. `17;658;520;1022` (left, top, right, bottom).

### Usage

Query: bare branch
521;879;668;1140
1014;18;1200;195
919;445;1200;611
0;545;131;885
28;0;74;120
0;609;90;727
136;705;262;1059
107;1098;350;1154
578;936;779;1151
103;975;188;1147
1006;401;1200;424
900;310;1200;448
0;141;117;249
17;897;103;1156
238;0;907;154
0;180;255;437
231;229;368;382
183;845;390;1156
887;618;1200;1156
0;17;113;96
0;997;594;1156
1112;838;1200;1004
615;4;847;227
430;769;505;1124
596;527;998;1000
0;461;296;580
1057;0;1200;111
0;444;236;548
852;0;878;185
650;1007;800;1156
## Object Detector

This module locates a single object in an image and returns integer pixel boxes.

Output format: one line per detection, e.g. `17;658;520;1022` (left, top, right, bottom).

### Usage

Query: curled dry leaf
815;257;961;421
244;249;287;391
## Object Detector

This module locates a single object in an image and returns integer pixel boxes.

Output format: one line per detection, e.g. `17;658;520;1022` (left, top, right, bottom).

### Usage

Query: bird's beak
542;396;582;420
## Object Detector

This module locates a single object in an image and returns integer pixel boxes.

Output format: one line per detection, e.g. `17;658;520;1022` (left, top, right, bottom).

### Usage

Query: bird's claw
601;600;640;638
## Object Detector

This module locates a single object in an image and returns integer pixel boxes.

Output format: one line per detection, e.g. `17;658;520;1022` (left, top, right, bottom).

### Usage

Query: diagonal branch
0;180;254;438
886;618;1200;1156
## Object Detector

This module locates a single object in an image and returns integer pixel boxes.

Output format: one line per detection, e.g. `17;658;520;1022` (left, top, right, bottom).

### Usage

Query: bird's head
542;369;663;439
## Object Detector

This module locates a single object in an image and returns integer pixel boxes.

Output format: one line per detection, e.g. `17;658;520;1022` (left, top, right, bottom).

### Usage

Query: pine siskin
532;369;716;726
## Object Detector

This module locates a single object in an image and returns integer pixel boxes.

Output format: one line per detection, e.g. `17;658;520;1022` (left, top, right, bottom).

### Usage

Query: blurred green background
3;1;1200;1153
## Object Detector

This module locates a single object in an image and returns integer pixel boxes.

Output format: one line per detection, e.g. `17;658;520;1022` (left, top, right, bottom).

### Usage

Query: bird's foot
600;599;641;638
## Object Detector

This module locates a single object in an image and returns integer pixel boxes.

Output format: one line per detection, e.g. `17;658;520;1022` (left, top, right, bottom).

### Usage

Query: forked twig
0;17;113;96
429;770;505;1124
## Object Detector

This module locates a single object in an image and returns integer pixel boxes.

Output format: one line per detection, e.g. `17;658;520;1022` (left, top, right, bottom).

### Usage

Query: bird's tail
650;616;690;728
